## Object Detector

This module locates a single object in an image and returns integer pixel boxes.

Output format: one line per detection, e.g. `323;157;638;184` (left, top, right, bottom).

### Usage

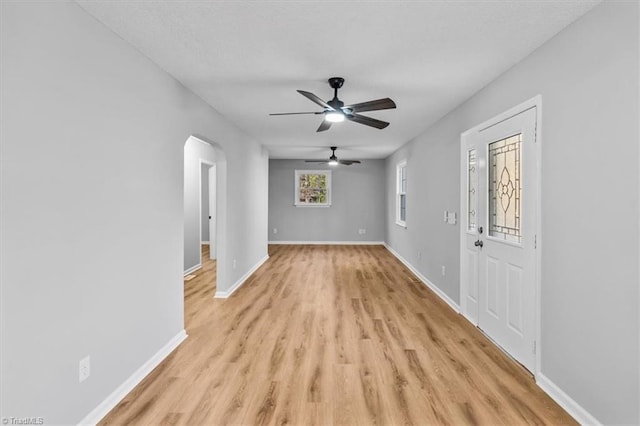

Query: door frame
208;163;217;260
199;158;215;261
459;95;542;376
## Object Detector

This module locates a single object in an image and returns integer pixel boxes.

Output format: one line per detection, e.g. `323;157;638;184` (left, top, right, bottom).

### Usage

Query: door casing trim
459;95;542;377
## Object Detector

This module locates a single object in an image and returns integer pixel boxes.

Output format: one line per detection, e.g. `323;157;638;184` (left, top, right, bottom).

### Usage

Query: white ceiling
77;0;599;160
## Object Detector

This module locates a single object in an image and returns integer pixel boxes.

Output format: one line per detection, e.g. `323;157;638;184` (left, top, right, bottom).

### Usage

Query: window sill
295;204;331;208
395;221;407;228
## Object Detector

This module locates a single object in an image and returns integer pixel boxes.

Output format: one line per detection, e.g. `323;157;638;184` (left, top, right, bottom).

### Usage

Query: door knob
474;240;483;248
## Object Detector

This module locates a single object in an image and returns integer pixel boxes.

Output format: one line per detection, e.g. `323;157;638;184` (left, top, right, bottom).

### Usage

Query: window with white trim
294;170;331;207
396;160;407;226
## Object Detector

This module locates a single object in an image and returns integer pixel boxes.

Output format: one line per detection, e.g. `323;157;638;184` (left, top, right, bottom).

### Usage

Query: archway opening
183;135;228;309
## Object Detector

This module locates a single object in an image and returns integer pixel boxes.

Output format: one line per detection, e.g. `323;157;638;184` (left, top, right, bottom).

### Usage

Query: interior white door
208;165;217;260
461;106;537;372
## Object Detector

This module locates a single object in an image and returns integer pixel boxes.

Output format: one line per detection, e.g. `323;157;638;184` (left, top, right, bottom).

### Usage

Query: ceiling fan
270;77;396;132
305;146;360;166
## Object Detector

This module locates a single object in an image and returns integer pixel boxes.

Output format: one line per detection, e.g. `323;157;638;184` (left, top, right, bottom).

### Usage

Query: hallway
183;244;217;326
100;245;573;425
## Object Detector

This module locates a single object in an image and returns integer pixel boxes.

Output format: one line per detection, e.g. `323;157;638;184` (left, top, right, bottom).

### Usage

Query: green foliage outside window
298;173;328;204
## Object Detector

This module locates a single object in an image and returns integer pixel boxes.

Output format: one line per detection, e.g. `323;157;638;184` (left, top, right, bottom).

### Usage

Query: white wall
183;139;215;272
385;2;639;424
269;160;385;243
0;1;267;423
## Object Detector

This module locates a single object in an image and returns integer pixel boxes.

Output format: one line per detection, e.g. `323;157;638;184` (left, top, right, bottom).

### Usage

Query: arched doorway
183;135;228;297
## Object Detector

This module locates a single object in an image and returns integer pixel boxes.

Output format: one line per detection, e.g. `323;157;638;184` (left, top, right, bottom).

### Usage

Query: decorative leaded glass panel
467;149;477;231
488;134;522;243
396;162;407;224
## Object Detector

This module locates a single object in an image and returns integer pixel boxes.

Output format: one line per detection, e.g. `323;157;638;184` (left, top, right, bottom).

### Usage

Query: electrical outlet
441;265;446;276
417;250;422;259
232;259;237;270
358;228;366;235
79;356;90;383
273;228;278;234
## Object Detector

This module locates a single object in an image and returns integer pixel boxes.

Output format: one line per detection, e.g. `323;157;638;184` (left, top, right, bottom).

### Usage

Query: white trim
201;241;210;245
198;159;215;263
395;160;407;227
78;330;188;426
268;241;385;245
459;95;542;376
459;143;476;324
208;164;217;260
384;244;460;313
214;255;269;298
533;98;543;379
185;135;228;294
460;96;541;138
536;373;602;426
191;137;214;149
183;263;201;276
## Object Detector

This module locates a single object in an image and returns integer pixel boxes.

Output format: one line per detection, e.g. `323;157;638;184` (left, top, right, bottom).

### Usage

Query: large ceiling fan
270;77;396;132
305;146;360;166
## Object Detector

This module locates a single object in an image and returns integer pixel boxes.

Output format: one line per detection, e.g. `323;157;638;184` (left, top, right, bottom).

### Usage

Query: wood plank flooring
100;244;575;425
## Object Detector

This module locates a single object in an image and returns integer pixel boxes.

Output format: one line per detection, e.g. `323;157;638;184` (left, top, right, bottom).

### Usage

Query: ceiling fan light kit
305;147;360;166
325;112;345;123
270;77;396;132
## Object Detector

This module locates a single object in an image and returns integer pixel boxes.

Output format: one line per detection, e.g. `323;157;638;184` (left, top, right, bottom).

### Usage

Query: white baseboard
384;244;603;425
183;263;201;276
215;255;269;298
384;244;460;313
78;330;188;425
536;373;601;425
268;241;385;245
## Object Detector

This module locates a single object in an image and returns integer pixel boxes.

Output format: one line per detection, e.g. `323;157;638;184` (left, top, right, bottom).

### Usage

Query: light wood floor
100;244;575;425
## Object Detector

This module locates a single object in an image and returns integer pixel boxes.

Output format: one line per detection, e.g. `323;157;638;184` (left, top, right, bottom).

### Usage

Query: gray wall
269;159;385;243
0;1;267;424
385;2;639;424
183;139;215;272
201;163;211;243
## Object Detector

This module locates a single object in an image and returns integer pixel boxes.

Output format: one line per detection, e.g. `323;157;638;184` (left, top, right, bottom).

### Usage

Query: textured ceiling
77;0;599;160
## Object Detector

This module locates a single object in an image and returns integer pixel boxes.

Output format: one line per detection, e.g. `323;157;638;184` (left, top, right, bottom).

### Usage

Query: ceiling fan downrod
327;77;345;110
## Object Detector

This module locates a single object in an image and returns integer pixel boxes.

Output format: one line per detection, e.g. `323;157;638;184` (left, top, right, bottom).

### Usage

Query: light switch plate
447;212;457;225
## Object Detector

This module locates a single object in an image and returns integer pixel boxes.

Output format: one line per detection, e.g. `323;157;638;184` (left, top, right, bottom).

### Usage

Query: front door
461;104;538;372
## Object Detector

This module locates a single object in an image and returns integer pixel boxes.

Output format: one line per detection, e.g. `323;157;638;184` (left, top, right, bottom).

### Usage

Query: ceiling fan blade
346;113;390;129
338;160;361;165
345;98;396;113
316;120;332;132
305;160;329;163
269;112;323;116
297;90;333;110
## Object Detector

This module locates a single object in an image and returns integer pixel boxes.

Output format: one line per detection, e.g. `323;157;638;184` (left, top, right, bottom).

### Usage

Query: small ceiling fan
270;77;396;132
305;147;360;166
